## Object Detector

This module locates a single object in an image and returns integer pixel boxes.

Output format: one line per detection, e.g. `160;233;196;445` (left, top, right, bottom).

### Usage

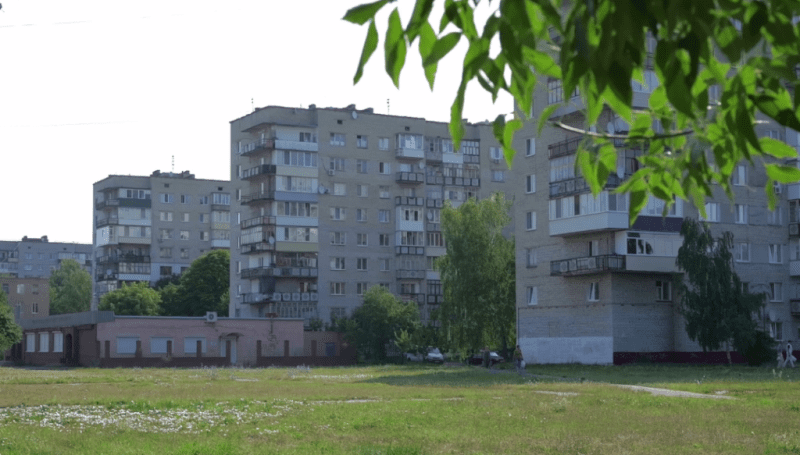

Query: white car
405;348;445;364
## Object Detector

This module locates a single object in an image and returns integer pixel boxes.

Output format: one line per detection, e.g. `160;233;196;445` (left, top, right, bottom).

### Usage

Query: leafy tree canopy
0;289;22;352
160;250;230;317
99;282;161;316
49;259;91;315
437;193;515;356
344;285;420;362
675;218;767;364
345;0;800;223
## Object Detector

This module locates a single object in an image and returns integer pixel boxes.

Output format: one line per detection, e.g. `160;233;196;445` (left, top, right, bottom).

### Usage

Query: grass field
0;363;798;454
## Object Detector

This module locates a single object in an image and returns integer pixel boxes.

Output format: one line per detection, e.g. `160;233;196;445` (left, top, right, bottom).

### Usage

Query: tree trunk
725;341;732;366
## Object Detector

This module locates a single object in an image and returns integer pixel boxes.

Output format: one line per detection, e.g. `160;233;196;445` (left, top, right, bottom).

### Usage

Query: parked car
468;351;505;366
405;348;445;364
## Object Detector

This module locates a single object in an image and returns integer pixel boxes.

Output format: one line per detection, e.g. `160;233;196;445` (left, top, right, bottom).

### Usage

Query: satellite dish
268;236;275;245
615;117;630;131
418;162;425;169
318;186;327;194
352;111;358;119
607;122;615;134
426;211;433;221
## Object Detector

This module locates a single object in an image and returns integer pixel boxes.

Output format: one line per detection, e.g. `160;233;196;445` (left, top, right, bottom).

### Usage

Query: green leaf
449;80;467;149
766;164;800;184
628;189;648;226
405;0;435;42
537;107;559;134
760;137;798;159
523;49;561;79
385;9;407;88
423;32;461;67
343;0;389;25
752;93;800;131
354;20;379;84
418;21;437;89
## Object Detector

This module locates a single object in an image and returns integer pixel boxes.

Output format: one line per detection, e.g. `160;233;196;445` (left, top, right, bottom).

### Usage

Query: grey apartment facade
92;171;231;305
228;104;514;326
0;236;91;278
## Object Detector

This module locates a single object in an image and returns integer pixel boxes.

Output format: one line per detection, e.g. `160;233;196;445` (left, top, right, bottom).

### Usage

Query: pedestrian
777;342;785;368
785;340;796;368
513;345;525;374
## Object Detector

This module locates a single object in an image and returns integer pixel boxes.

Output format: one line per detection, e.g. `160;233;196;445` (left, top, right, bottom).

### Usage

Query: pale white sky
0;0;511;245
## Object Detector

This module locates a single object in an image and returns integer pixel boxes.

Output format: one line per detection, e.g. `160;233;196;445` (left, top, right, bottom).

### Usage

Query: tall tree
345;0;800;222
0;289;22;352
437;193;515;357
675;218;766;364
344;285;419;362
99;282;162;316
161;250;230;317
49;259;92;315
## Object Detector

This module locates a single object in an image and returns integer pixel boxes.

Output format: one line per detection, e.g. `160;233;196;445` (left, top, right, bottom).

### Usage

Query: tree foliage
437;194;515;356
49;259;92;315
160;250;230;317
345;0;800;223
99;282;162;316
675;218;767;364
0;289;22;352
343;285;420;362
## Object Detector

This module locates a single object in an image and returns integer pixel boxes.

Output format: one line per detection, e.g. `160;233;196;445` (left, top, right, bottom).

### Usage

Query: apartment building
0;277;49;319
516;70;800;364
229;104;514;326
0;236;91;278
92;171;231;305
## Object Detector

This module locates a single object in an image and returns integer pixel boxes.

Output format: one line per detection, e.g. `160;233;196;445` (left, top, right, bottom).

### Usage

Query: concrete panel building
228;104;515;326
0;236;91;278
0;277;49;319
92;171;231;305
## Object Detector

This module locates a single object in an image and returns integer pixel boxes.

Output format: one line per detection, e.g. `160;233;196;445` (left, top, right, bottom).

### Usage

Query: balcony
240;138;275;156
395;246;425;255
548;137;581;159
241;242;275;255
97;254;150;264
96;216;119;228
791;300;800;317
241;266;274;279
271;292;319;302
790;260;800;277
427;294;444;305
396;172;425;184
426;199;444;208
211;239;230;249
95;199;120;210
790;223;800;237
396;146;425;160
241;216;276;230
241;164;277;180
240;191;275;205
272;266;318;278
788;182;800;200
550;254;626;276
550;174;623;199
426;174;445;185
463;154;480;164
241;292;273;304
275;139;318;152
444;176;480;187
426;149;442;162
400;293;425;304
395;196;425;206
550;211;629;236
396;269;426;280
96;272;119;282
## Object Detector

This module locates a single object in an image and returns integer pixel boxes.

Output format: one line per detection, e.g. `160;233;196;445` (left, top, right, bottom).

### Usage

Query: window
379;210;390;223
330;157;346;171
357;233;368;246
357;258;368;271
734;204;748;224
182;213;190;222
427;256;438;270
700;202;720;222
160;248;172;258
281;150;317;167
548;78;564;104
330;207;346;221
656;280;672;301
380;259;390;271
526;248;537;267
330;257;346;270
26;333;35;352
52;333;63;353
330;232;346;245
278;202;319;217
299;131;317;143
526;175;536;193
379;162;391;174
356;209;367;222
526;138;536;156
379;234;390;246
355;282;369;295
492;171;506;182
588;283;600;301
770;282;783;302
117;337;139;355
330;282;346;295
333;183;347;196
180;194;190;204
180;231;189;241
160;193;174;203
379;186;390;198
357;184;368;197
769;244;783;264
16;284;24;294
39;332;48;352
526;211;536;230
184;337;207;354
212;211;231;223
199;213;208;223
735;243;750;262
427;232;444;247
356;135;368;148
330;133;345;146
159;211;173;222
526;286;538;305
770;322;783;341
200;231;209;241
281;227;318;243
490;146;503;161
180;248;189;259
378;137;389;150
768;207;782;226
198;196;209;205
150;337;172;354
732;165;747;186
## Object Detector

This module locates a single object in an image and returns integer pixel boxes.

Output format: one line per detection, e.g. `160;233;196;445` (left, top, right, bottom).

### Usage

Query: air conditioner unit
309;284;318;291
559;261;569;273
586;257;597;269
205;311;218;323
282;292;291;301
791;223;800;236
292;292;301;301
327;169;335;176
774;181;782;194
273;292;282;301
301;292;310;301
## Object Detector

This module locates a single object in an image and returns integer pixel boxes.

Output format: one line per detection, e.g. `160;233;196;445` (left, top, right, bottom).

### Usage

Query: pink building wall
96;317;304;366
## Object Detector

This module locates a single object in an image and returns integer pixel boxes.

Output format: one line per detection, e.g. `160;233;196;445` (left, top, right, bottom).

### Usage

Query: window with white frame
281;150;318;167
333;183;347;196
356;160;368;174
357;184;368;197
200;231;209;241
299;131;317;143
330;157;346;171
357;233;368;246
768;207;783;226
26;333;35;352
150;337;172;354
330;257;346;270
380;259;390;271
770;282;783;301
588;282;600;301
330;207;346;221
526;175;536;193
735;243;750;262
700;202;720;222
732;165;747;186
330;232;346;245
52;333;63;353
357;258;368;271
379;210;390;223
379;186;390;198
117;337;139;355
526;211;536;230
427;256;438;270
356;282;369;295
330;133;345;146
526;248;537;267
330;282;346;295
792;239;800;261
526;138;536;156
490;146;503;161
184;337;207;354
378;137;389;150
160;193;174;203
182;212;190;222
770;321;783;340
39;332;49;352
356;209;367;222
492;171;505;182
198;196;209;205
526;286;538;305
769;244;783;264
356;135;368;148
656;280;672;301
180;194;190;204
180;230;189;240
159;211;173;222
379;234;390;246
735;204;748;224
160;247;172;258
379;162;391;174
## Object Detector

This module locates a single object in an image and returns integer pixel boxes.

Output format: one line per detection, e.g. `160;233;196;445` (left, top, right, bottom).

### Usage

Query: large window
330;257;346;270
278;202;318;217
39;333;49;352
735;243;750;262
281;151;317;167
330;133;346;146
330;282;346;295
150;337;172;354
282;227;318;243
769;244;783;264
184;337;207;354
656;281;672;301
117;337;139;355
330;232;346;245
53;333;63;353
330;207;346;221
26;333;35;352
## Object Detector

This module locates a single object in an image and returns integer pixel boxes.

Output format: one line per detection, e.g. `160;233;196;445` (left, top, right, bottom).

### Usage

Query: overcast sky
0;0;511;245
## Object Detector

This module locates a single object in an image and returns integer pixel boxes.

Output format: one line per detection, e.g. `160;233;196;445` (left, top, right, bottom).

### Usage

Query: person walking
785;340;796;368
513;345;525;374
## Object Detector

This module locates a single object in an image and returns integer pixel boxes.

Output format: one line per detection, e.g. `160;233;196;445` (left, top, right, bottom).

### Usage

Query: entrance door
223;337;237;365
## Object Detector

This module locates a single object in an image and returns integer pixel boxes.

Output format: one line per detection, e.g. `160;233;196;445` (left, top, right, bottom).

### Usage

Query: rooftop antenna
251;98;254;112
387;98;390;115
171;155;174;173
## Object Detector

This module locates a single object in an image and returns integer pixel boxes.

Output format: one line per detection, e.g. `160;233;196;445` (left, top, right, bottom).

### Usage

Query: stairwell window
526;211;536;231
526;286;538;305
656;280;672;301
735;243;750;262
588;283;600;302
526;175;536;193
769;244;783;264
526;138;536;156
734;204;748;224
770;282;783;302
732;165;747;186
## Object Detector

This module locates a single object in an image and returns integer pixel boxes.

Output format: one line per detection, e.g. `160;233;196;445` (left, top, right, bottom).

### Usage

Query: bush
739;330;776;366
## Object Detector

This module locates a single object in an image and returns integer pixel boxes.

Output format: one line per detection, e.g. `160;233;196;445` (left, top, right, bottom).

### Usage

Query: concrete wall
518;303;614;364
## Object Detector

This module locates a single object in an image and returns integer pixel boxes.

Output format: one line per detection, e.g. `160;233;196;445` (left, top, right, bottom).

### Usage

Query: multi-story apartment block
92;171;231;305
517;67;800;364
0;236;91;278
229;104;514;326
0;277;50;319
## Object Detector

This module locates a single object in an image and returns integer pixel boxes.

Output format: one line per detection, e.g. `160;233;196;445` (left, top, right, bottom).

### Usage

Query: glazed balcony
550;254;626;276
96;216;119;228
426;198;444;208
240;242;275;255
396;172;425;184
271;292;319;302
241;164;277;180
395;196;425;207
240;191;275;205
549;174;623;199
239;138;275;156
396;269;426;280
548;137;581;159
241;216;276;230
427;294;444;305
444;176;480;187
395;246;425;255
241;292;273;304
97;254;150;264
400;293;425;304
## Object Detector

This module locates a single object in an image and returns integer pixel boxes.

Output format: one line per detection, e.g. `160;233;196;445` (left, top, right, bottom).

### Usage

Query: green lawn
0;364;797;454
